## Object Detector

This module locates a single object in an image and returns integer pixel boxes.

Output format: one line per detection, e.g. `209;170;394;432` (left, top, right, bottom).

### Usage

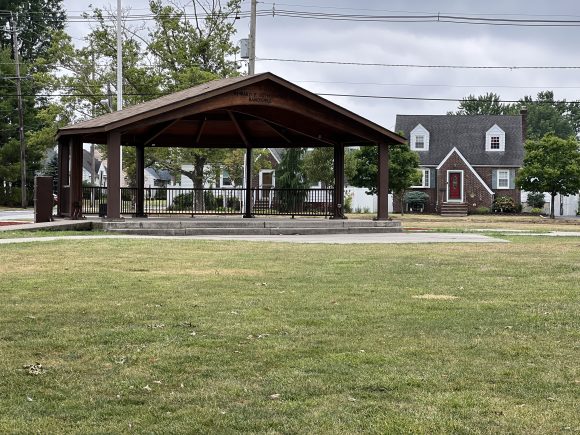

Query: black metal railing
252;188;334;216
81;186;334;216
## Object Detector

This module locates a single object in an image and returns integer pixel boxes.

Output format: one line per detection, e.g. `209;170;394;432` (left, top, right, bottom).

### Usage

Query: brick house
394;112;526;215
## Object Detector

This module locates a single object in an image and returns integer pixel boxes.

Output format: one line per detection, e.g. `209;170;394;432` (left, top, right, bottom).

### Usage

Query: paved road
0;210;34;221
0;233;508;245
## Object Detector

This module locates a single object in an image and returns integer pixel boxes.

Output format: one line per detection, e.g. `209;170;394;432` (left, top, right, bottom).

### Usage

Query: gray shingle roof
395;115;524;166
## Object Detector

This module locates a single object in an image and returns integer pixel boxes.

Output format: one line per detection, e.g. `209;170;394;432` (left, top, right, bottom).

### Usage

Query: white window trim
220;169;233;187
412;168;430;188
410;124;430;151
497;169;510;189
446;170;464;203
259;169;275;188
486;124;506;152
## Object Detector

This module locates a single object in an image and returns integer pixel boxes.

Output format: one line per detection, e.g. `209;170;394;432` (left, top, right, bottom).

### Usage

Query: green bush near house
526;192;546;209
530;207;543;215
169;192;193;211
492;195;517;213
404;191;429;212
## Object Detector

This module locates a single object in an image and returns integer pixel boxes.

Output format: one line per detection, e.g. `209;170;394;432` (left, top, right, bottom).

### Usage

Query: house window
497;170;509;189
221;169;232;187
415;135;425;149
412;168;430;188
486;124;505;151
410;124;429;151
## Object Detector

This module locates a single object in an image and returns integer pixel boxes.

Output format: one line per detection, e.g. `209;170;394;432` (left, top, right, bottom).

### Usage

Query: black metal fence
81;186;334;216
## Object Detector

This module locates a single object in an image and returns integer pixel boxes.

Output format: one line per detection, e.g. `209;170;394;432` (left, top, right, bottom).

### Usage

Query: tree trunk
550;193;556;219
398;193;405;216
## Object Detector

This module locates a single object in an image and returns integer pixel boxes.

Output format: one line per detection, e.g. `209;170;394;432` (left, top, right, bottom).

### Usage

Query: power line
3;91;579;104
4;8;580;27
257;57;580;70
293;79;580;90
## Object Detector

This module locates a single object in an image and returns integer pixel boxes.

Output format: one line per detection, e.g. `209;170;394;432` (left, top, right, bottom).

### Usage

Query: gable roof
58;72;405;147
436;147;494;194
82;149;101;174
395;114;524;166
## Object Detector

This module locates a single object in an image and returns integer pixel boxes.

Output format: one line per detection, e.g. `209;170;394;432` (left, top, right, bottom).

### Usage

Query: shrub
343;193;353;213
526;192;545;209
530;207;543;215
204;191;218;210
226;196;241;211
472;206;490;215
404;191;429;212
169;192;193;211
492;196;517;213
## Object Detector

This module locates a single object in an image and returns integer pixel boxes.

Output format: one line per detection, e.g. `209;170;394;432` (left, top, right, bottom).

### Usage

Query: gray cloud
63;0;580;129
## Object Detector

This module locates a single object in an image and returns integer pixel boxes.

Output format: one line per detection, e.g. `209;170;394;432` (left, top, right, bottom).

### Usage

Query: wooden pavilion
55;72;405;220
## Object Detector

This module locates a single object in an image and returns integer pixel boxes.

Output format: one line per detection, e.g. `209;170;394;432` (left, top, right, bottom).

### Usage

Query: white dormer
486;124;505;152
410;124;429;151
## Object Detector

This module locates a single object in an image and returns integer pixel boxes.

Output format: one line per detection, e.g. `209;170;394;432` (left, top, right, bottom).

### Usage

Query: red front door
448;172;462;201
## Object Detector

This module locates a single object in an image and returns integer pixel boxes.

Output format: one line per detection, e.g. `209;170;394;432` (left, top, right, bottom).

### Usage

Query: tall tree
452;90;579;139
516;135;580;218
0;0;65;205
453;92;517;116
349;143;420;214
275;148;308;212
52;1;242;188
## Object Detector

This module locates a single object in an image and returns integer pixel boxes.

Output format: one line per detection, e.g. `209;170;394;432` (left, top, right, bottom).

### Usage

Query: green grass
0;230;101;239
0;238;578;433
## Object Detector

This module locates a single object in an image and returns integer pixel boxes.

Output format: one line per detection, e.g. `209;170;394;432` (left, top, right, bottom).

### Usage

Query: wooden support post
244;147;253;218
377;143;389;220
332;145;345;219
107;132;121;219
69;137;83;219
57;139;69;217
135;145;146;217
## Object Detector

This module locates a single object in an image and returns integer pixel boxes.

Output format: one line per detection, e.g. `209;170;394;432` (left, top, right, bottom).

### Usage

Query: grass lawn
349;213;580;233
0;237;578;433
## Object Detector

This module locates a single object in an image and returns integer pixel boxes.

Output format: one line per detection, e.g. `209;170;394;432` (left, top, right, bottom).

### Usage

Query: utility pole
116;0;124;187
11;13;27;208
90;48;96;185
248;0;257;75
116;0;123;112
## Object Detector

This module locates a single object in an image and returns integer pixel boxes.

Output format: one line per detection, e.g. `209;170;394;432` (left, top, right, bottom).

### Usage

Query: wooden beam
144;119;181;146
231;109;336;146
227;110;250;147
196;117;207;143
260;120;292;144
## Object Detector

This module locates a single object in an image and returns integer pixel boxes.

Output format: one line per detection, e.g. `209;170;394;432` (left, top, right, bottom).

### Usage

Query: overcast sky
62;0;580;130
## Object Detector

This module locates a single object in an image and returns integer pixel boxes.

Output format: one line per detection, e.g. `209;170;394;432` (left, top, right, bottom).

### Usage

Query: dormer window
410;124;429;151
486;125;505;152
415;135;425;149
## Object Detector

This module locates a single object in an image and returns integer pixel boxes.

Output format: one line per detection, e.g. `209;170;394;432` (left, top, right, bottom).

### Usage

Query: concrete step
103;225;402;236
96;219;401;231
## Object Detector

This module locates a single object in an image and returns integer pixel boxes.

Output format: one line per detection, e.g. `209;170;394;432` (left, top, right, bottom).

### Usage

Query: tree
221;148;272;186
516;135;580;218
0;0;66;205
350;143;420;214
453;92;517;116
521;91;576;140
452;90;580;139
275;148;308;212
51;1;242;190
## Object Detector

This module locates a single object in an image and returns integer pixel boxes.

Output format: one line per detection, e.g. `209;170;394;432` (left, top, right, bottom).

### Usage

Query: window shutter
510;169;516;189
430;169;436;189
492;170;497;189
